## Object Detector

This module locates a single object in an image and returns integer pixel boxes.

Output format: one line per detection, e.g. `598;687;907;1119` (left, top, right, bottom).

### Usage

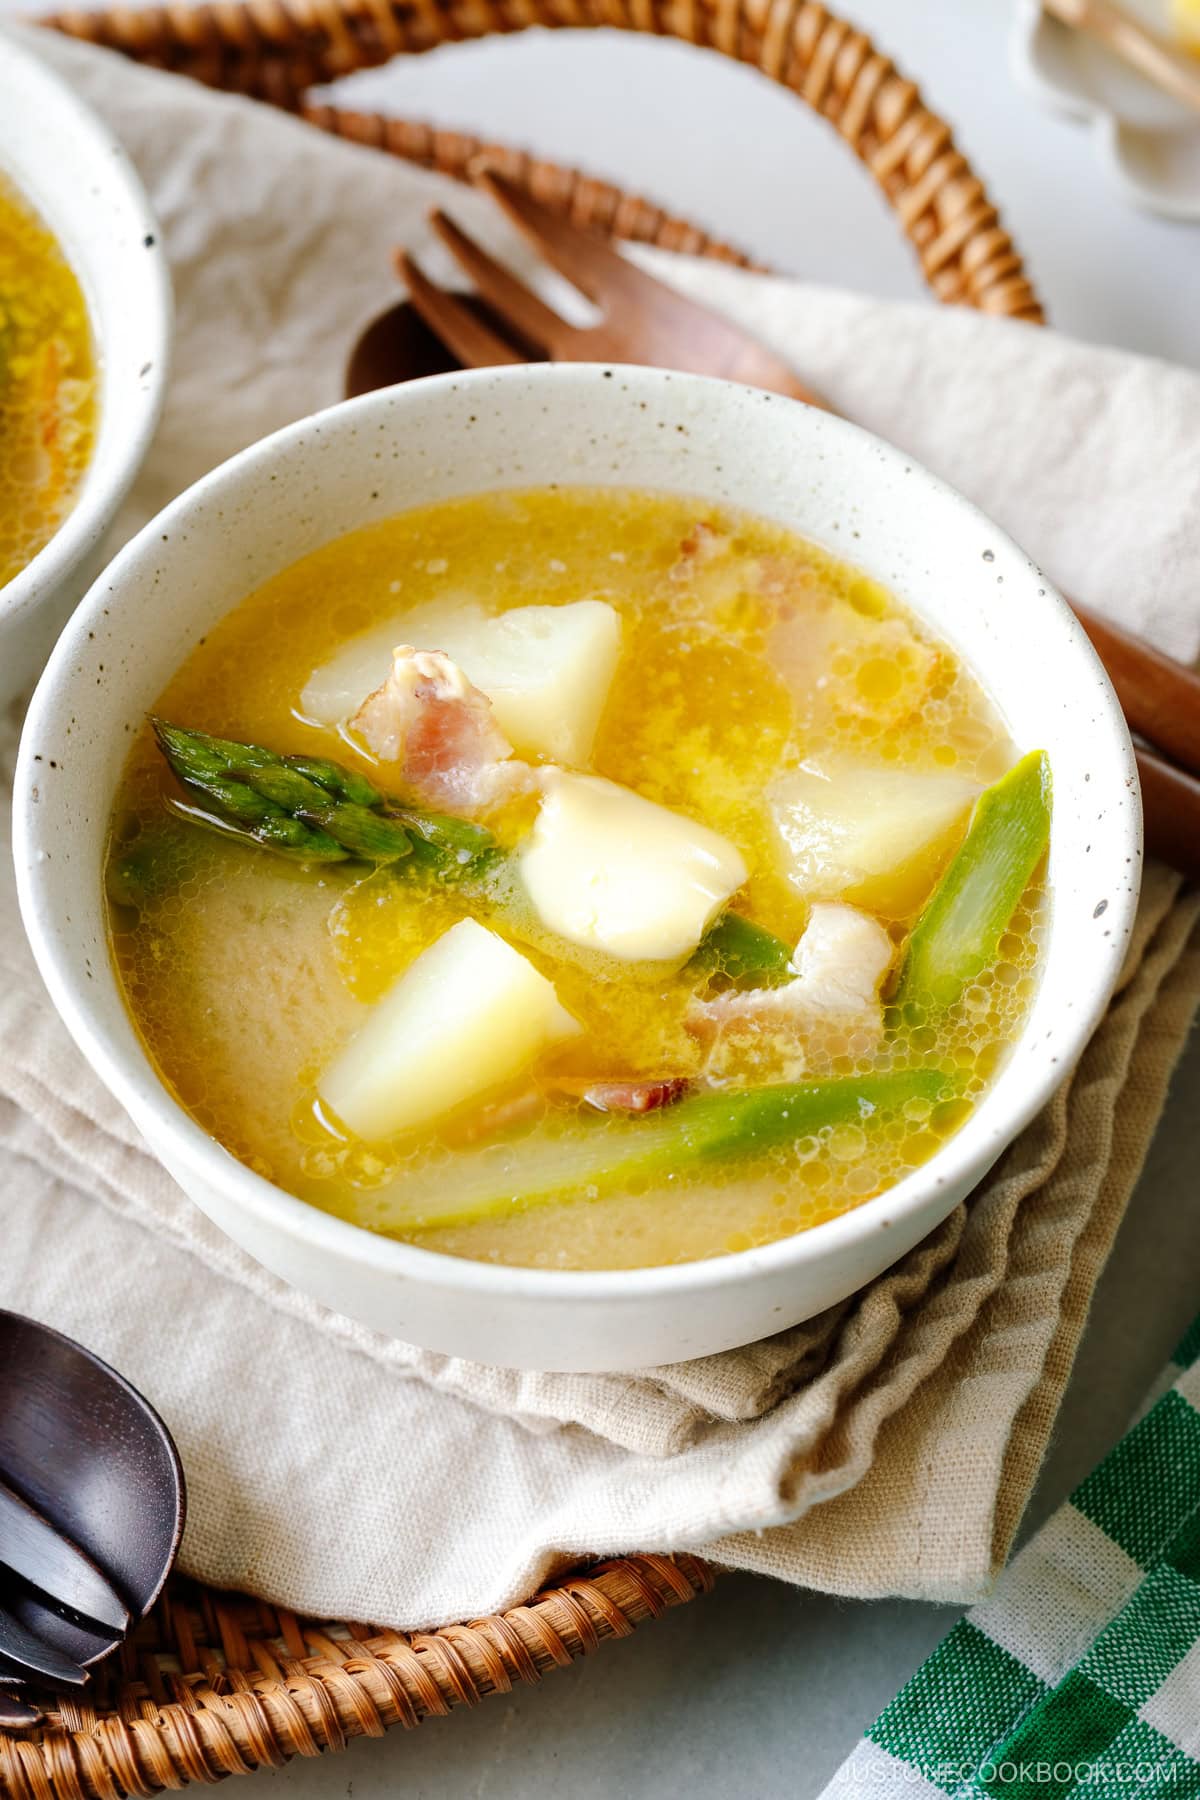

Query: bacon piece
451;1085;547;1145
549;1076;690;1114
670;519;726;581
349;646;533;813
769;599;941;732
789;902;894;1018
448;1076;689;1145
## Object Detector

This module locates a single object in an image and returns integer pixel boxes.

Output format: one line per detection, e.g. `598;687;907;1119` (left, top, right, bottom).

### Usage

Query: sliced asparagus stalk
106;823;197;911
152;720;492;866
894;749;1051;1013
691;909;795;986
354;1068;949;1235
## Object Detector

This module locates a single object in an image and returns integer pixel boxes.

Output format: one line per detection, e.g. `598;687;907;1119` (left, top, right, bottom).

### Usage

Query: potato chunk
318;918;581;1142
520;771;748;962
302;598;622;766
770;757;977;918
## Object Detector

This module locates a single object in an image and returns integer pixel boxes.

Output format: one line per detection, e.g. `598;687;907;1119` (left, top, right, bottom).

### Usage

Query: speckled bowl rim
14;364;1142;1311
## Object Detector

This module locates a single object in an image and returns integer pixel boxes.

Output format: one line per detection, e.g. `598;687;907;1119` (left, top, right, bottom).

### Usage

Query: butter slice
520;771;748;962
319;919;581;1142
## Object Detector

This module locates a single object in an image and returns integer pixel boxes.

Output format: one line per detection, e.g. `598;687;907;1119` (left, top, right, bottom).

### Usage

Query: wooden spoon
346;296;466;396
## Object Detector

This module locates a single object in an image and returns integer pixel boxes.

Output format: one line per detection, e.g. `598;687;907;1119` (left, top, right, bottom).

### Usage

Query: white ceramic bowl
14;365;1141;1372
0;27;171;703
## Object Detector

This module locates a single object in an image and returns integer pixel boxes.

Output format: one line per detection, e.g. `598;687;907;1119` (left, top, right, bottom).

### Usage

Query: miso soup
0;173;96;587
105;489;1050;1271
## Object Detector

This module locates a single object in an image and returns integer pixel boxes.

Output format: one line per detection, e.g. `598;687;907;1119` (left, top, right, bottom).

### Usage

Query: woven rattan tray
41;0;1044;319
1;8;1043;1793
1;1559;714;1793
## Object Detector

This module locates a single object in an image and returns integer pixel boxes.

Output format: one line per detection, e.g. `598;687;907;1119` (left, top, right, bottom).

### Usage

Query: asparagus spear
152;720;491;866
152;722;794;975
383;804;495;860
894;749;1051;1013
352;1069;949;1235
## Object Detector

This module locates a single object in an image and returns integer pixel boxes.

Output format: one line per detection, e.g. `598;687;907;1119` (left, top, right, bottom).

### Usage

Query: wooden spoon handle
1075;603;1200;778
1136;745;1200;881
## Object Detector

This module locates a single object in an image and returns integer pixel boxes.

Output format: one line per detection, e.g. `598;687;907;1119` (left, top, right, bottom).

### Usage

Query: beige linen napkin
1;24;1197;1628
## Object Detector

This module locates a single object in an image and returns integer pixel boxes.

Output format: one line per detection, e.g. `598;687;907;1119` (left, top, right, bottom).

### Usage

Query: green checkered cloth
821;1316;1200;1798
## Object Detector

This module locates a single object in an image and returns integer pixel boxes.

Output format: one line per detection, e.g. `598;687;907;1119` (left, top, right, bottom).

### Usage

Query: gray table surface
7;0;1198;1790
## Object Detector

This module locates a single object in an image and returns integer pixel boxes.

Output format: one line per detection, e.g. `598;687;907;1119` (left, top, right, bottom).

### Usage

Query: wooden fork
399;170;1200;880
398;170;827;409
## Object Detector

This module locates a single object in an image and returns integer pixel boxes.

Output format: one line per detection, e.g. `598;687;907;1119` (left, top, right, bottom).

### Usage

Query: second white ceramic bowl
14;366;1141;1371
0;27;171;704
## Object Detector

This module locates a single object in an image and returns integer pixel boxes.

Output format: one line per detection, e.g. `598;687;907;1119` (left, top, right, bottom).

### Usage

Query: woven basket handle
40;0;1044;319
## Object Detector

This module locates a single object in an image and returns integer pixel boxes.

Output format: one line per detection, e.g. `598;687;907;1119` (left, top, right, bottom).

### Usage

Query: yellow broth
0;174;97;588
106;489;1045;1271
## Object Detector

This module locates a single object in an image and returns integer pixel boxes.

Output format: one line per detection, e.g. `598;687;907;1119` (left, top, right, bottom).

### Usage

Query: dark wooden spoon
0;1311;186;1728
346;295;475;395
347;289;575;394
